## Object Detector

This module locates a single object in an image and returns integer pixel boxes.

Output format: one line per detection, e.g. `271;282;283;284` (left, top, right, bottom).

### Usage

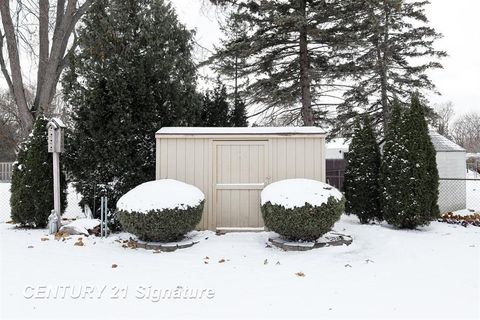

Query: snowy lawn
1;215;479;319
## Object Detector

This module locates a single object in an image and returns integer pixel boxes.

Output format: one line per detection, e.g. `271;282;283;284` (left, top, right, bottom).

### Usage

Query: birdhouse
47;118;66;153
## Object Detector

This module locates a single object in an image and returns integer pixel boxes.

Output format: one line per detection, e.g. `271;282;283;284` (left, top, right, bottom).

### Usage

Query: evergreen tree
335;0;446;137
381;100;411;226
383;95;439;229
229;96;248;127
200;83;231;127
62;0;199;215
10;117;67;227
209;0;358;126
344;114;382;223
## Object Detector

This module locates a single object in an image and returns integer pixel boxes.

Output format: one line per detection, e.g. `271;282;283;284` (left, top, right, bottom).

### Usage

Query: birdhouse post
47;118;66;231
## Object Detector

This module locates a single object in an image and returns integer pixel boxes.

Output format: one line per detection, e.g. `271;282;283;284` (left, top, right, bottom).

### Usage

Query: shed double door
213;140;268;229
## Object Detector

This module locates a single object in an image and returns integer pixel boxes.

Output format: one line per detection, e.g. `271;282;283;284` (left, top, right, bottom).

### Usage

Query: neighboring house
326;138;349;160
326;131;467;213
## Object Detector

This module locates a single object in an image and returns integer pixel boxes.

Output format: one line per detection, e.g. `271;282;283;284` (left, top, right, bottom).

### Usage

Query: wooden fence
326;159;346;191
0;162;13;182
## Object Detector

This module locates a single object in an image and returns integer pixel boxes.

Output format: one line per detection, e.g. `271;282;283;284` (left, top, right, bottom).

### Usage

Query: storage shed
156;127;326;231
430;131;467;213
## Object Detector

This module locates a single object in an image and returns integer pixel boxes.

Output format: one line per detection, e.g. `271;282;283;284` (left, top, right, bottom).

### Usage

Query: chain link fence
438;177;480;214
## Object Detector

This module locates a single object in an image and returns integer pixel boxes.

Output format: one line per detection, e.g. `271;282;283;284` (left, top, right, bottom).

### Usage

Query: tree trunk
33;0;50;115
379;3;391;132
0;1;34;134
298;0;314;126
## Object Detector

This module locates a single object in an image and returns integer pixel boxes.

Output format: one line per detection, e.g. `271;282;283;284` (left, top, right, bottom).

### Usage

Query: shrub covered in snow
261;179;344;241
10;117;67;227
116;180;204;242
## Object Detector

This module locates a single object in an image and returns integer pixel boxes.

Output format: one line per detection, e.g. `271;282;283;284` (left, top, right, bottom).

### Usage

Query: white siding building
429;131;467;213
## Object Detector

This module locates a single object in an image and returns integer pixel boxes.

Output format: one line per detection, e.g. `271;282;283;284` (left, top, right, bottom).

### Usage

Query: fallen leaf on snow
74;239;84;246
27;245;34;249
295;272;305;277
218;259;225;263
40;237;49;241
204;256;209;260
111;264;118;268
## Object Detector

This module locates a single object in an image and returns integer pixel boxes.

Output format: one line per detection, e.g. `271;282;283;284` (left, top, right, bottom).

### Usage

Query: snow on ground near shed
261;179;343;208
0;215;478;319
117;179;204;213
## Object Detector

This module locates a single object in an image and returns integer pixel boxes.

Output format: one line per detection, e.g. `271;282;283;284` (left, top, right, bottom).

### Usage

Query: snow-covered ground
1;215;478;319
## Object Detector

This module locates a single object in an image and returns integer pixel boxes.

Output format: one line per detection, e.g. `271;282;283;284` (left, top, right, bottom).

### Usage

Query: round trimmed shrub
116;179;204;242
261;179;345;241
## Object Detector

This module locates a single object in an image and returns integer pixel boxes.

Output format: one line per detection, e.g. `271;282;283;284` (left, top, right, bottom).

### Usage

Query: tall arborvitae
381;100;411;226
62;0;200;215
335;0;446;138
383;95;439;229
405;94;440;224
200;83;231;127
344;114;382;223
10;117;67;227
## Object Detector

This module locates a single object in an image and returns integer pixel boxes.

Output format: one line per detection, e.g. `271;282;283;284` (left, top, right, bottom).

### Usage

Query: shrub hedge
117;201;204;242
261;196;345;241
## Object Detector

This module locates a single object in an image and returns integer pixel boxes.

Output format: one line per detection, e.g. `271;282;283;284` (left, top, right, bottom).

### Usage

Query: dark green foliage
383;95;440;229
117;202;204;242
62;0;199;216
229;96;248;127
10;117;67;227
344;114;382;223
261;197;345;241
200;83;230;127
381;100;411;226
335;0;446;138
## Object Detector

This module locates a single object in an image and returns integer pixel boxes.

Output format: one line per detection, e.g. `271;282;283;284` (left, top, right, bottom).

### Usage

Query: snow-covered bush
261;179;344;241
116;180;204;242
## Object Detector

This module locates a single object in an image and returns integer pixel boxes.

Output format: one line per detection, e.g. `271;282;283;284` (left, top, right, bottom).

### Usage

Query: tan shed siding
156;134;325;230
270;137;324;183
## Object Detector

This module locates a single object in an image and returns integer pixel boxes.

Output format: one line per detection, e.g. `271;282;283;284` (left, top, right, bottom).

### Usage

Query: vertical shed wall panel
156;135;325;230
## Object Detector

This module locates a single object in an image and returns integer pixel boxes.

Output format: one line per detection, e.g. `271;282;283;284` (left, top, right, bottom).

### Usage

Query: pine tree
62;0;200;215
209;0;358;126
10;117;67;227
383;95;439;229
334;0;446;138
229;96;248;127
344;114;382;223
199;83;231;127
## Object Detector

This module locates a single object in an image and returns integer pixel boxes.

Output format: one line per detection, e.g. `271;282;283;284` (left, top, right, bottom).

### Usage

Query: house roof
156;126;326;136
325;131;465;153
429;131;465;152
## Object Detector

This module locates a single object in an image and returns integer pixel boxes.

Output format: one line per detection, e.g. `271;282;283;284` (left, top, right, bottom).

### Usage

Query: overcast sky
173;0;480;119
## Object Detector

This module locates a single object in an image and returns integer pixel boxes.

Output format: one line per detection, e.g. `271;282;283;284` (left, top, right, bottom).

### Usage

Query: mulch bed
438;212;480;227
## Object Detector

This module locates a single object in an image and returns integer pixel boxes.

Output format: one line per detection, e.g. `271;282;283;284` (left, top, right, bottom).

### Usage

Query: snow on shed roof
156;126;326;136
429;131;465;152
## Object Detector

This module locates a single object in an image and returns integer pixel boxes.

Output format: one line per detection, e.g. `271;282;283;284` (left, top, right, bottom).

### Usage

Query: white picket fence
0;162;13;182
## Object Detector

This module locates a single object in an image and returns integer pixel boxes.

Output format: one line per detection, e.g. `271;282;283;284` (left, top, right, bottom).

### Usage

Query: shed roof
429;131;465;152
156;126;326;136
